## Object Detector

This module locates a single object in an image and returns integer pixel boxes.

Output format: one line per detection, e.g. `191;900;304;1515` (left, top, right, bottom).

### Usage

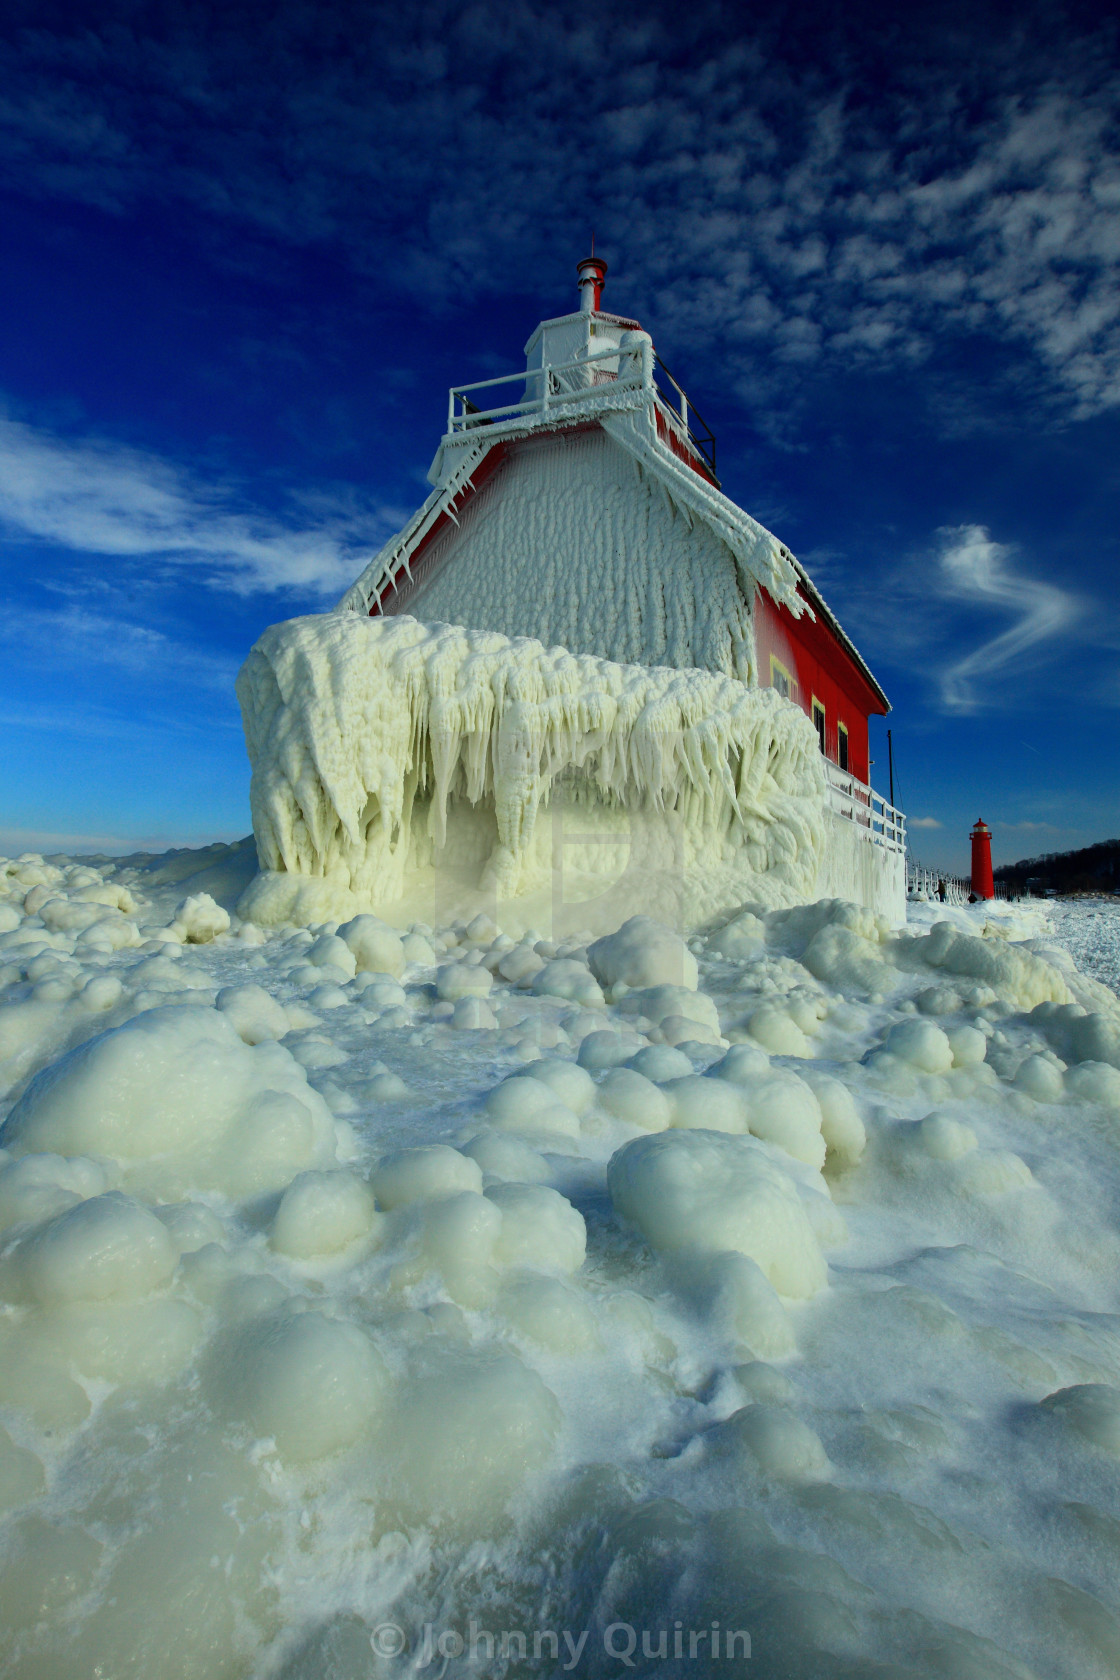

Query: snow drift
235;612;832;930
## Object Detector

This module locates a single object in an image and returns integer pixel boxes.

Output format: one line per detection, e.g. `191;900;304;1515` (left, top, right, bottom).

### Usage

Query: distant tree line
994;838;1120;897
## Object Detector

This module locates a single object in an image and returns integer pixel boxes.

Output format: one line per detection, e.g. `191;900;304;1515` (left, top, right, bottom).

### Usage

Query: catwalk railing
446;340;718;481
825;762;906;853
907;863;1013;903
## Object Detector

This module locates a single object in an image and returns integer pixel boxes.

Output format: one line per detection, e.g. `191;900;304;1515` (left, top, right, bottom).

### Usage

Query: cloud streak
0;599;240;693
0;412;402;597
937;524;1082;712
798;519;1098;718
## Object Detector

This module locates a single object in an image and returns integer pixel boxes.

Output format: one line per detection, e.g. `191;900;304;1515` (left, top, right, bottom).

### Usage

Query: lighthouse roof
338;267;889;713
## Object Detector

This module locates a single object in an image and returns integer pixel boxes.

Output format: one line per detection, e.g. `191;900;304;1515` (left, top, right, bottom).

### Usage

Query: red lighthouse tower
970;820;994;901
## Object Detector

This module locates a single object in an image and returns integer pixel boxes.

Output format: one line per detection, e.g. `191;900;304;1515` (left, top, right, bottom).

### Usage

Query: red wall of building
753;585;886;783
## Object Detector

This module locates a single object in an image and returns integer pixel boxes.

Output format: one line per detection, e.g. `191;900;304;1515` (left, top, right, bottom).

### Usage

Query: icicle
236;612;831;920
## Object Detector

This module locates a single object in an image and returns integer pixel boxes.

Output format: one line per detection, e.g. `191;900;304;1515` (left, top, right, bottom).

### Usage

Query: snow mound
371;1144;483;1209
0;1153;108;1236
485;1182;586;1274
170;892;230;944
337;914;405;976
607;1128;828;1298
208;1308;388;1462
385;1346;561;1528
1;1005;340;1198
588;915;698;991
711;1402;831;1482
2;1192;177;1305
270;1171;380;1259
1040;1383;1120;1455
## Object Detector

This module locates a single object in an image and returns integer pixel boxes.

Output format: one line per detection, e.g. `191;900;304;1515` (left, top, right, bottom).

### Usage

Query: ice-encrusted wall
817;812;907;923
378;428;758;682
236;612;844;931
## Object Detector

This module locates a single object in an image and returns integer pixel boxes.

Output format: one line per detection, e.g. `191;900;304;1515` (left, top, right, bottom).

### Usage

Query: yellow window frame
811;695;827;754
770;654;795;700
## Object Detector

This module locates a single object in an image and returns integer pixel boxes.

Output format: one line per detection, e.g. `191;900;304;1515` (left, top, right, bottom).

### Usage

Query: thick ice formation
3;1005;342;1198
208;1308;389;1463
608;1128;828;1297
588;913;698;990
236;611;829;929
4;845;1120;1680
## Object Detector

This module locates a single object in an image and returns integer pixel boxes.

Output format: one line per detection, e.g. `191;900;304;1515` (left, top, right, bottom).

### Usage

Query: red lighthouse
970;820;994;900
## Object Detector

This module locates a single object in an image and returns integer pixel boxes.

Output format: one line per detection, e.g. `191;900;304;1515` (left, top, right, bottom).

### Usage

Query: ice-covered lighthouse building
236;257;906;932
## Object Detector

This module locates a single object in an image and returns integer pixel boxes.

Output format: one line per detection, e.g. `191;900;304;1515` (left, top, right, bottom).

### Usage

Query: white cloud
0;413;403;597
936;525;1082;712
997;819;1062;832
811;518;1104;720
910;816;943;829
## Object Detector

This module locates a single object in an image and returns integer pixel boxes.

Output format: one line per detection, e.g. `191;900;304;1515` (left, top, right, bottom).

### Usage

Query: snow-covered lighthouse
236;257;906;932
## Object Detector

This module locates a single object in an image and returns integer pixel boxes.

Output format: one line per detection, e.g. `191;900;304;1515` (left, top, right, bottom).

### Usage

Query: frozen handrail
447;342;645;432
445;340;718;482
907;862;1013;901
652;354;717;476
826;761;906;853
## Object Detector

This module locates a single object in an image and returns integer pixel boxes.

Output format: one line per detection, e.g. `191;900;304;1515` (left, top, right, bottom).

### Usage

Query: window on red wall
812;701;826;756
838;723;849;771
770;655;794;700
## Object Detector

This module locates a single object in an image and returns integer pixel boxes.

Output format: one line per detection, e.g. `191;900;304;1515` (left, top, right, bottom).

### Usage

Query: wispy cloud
910;816;943;829
801;518;1101;719
937;524;1082;712
0;600;240;691
0;412;403;596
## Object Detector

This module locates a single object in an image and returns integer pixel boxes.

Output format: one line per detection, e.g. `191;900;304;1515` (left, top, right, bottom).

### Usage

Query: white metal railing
650;354;717;476
908;865;969;905
907;863;1013;903
446;341;717;478
447;342;646;433
826;761;906;853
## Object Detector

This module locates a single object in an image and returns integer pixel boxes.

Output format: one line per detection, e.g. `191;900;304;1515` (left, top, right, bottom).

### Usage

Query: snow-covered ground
1046;897;1120;999
2;847;1120;1680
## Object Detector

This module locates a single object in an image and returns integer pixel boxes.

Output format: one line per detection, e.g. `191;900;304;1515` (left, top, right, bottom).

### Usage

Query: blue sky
1;0;1118;874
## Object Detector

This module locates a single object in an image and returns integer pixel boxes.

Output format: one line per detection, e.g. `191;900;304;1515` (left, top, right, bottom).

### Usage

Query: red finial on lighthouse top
577;252;608;314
